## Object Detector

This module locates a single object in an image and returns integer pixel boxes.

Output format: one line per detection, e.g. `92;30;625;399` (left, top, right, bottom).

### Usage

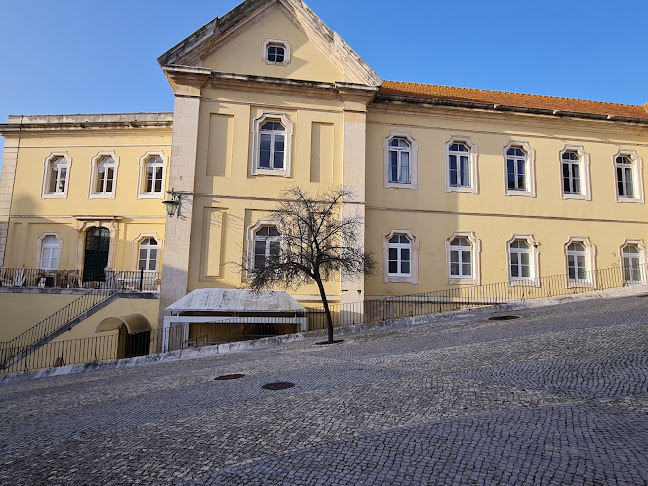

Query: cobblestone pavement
2;295;648;485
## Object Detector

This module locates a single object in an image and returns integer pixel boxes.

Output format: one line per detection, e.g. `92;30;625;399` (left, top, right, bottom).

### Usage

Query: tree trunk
314;275;334;343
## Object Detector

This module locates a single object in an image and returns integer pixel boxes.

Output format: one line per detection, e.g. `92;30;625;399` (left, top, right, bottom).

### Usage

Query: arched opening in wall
83;227;110;282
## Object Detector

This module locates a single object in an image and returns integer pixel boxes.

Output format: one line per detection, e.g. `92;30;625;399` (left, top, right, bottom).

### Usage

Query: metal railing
0;267;160;291
0;263;644;375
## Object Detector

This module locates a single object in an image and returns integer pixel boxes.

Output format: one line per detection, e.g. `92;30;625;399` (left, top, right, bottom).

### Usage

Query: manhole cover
488;315;519;321
315;339;344;345
214;373;246;381
262;382;295;390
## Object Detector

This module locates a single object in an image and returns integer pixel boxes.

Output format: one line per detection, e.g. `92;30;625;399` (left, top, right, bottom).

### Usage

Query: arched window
506;147;527;191
388;138;411;184
622;244;642;284
259;120;285;170
252;115;292;177
138;238;158;272
253;226;280;270
90;153;118;198
43;155;69;197
143;156;164;195
506;234;540;285
614;151;643;203
387;234;411;277
446;137;478;193
567;241;587;282
40;235;61;270
449;236;472;278
559;146;590;200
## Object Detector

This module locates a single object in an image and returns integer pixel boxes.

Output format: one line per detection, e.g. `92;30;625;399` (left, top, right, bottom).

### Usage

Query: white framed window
503;141;536;197
445;137;478;194
613;150;644;203
252;114;293;177
384;132;418;190
559;145;591;200
42;153;71;199
138;152;168;199
506;234;540;286
446;231;481;285
137;237;159;272
262;38;290;65
89;152;119;199
40;235;61;270
564;237;596;287
620;240;646;284
251;225;280;271
383;229;419;284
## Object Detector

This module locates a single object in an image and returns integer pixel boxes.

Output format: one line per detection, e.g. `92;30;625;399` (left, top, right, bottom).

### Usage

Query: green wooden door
83;227;110;281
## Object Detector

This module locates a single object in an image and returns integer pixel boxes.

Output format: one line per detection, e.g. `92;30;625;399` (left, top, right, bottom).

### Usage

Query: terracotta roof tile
379;81;648;120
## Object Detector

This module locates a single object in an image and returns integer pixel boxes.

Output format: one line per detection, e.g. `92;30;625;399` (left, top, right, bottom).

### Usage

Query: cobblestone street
2;294;648;485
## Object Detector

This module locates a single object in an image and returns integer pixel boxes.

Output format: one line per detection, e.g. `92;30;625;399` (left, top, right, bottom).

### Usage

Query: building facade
1;0;647;330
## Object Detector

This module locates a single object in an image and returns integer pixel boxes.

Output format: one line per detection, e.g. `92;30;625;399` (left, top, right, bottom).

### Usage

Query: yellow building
1;0;648;341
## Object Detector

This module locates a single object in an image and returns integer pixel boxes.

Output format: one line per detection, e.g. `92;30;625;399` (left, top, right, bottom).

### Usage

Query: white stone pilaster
0;137;19;267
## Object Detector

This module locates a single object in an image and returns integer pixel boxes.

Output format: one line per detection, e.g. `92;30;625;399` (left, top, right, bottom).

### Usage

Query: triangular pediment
158;0;381;86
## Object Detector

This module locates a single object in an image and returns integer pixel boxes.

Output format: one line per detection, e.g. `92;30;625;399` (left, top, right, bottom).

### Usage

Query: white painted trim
383;228;419;284
34;232;63;270
88;151;119;199
132;232;163;272
137;151;169;199
246;219;278;279
564;236;597;288
619;239;647;284
41;152;71;199
383;132;418;190
559;145;591;201
613;149;644;204
76;220;119;273
445;136;479;194
251;113;293;177
262;38;291;66
503;141;536;198
445;231;481;285
505;233;540;286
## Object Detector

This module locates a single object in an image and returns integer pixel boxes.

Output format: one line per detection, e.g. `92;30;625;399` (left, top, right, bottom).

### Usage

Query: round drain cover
489;315;519;321
262;382;295;390
214;373;246;380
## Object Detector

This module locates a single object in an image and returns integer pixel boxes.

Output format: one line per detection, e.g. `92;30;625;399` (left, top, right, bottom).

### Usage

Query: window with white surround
138;237;158;272
383;229;419;284
252;225;280;270
252;114;292;177
89;152;119;198
559;145;591;200
445;137;478;193
621;241;645;284
506;234;540;285
503;141;536;197
262;38;290;65
384;132;418;189
614;150;644;203
42;153;71;198
138;152;167;198
40;235;61;270
446;231;481;285
564;237;596;287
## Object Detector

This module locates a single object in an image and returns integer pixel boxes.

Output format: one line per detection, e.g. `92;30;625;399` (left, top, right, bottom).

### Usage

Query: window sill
616;196;643;204
385;181;417;190
252;168;290;177
41;193;67;199
447;186;477;194
88;193;116;199
137;193;164;200
504;190;534;198
561;193;590;201
385;274;418;284
447;277;478;286
508;278;540;287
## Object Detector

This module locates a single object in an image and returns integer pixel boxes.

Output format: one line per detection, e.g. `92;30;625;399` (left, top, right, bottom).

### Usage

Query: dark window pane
401;262;410;274
389;261;398;274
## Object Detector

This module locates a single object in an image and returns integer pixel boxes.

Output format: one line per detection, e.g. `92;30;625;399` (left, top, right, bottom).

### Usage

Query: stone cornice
0;113;173;135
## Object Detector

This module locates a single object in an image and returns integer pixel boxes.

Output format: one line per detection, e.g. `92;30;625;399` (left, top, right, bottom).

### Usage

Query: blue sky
1;0;646;162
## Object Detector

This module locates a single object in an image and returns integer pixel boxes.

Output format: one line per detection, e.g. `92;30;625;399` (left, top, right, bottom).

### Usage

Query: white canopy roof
166;288;306;315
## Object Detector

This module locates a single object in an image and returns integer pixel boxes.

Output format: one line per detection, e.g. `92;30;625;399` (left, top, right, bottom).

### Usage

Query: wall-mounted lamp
162;189;181;218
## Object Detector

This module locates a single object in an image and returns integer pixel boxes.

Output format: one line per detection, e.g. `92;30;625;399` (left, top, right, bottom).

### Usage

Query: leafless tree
245;186;375;343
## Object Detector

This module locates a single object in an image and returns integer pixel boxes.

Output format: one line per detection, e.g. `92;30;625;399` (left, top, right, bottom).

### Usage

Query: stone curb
2;284;646;384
